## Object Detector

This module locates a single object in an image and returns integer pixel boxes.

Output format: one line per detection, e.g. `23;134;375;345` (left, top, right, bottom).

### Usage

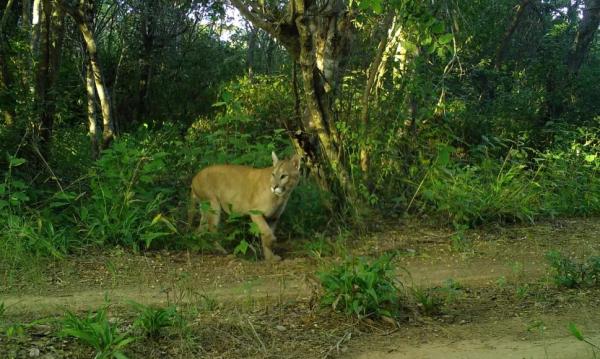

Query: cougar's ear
291;154;302;170
271;151;279;166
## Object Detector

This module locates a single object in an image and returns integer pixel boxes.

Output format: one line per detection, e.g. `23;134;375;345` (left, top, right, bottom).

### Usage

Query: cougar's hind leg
202;198;227;254
188;189;199;231
200;198;221;232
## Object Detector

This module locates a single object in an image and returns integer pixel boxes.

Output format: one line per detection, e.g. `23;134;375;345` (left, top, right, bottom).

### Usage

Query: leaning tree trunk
81;21;114;150
63;0;114;149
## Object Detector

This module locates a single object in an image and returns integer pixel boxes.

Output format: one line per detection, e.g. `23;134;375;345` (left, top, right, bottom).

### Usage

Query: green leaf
249;222;261;236
568;323;584;341
438;33;453;45
9;157;26;167
431;21;445;34
234;240;249;255
113;352;130;359
584;154;597;163
212;101;226;107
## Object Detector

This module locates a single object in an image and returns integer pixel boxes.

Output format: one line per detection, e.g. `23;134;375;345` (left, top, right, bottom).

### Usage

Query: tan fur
188;152;301;261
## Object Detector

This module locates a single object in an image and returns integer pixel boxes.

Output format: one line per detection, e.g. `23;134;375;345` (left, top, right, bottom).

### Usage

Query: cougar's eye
280;174;288;180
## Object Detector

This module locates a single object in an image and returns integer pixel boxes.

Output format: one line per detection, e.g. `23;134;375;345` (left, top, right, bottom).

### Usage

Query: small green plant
412;287;444;315
197;294;219;312
546;251;600;288
59;307;135;359
129;301;178;338
515;283;530;299
411;279;462;316
317;253;403;319
450;224;472;252
302;232;334;258
568;323;599;354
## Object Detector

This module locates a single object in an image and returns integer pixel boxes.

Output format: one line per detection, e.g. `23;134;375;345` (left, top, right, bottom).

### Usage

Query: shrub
546;251;600;288
79;139;177;250
416;125;600;227
317;254;403;319
0;156;70;279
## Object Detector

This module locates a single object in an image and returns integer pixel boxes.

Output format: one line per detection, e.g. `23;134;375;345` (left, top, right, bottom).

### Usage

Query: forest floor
1;218;600;358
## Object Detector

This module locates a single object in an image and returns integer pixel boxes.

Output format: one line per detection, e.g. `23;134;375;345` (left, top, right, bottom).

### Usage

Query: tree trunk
294;0;355;200
247;25;257;81
359;13;395;174
34;0;64;145
0;0;15;31
136;0;155;124
64;1;114;149
0;0;16;125
231;0;357;204
567;0;600;74
85;59;100;159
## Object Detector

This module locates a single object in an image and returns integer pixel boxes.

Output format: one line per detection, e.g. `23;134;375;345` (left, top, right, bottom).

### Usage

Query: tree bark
34;0;64;145
63;1;114;149
359;13;395;174
231;0;357;204
567;0;600;74
22;0;31;29
136;0;156;124
0;0;16;125
0;0;15;31
85;59;100;159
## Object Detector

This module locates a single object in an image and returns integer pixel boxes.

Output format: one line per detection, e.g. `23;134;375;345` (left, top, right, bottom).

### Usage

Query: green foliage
419;144;539;226
129;302;179;338
80;139;177;250
411;279;463;316
59;307;135;359
318;254;403;319
412;287;444;316
412;125;600;227
545;251;600;288
186;76;291;167
0;157;71;279
568;323;600;351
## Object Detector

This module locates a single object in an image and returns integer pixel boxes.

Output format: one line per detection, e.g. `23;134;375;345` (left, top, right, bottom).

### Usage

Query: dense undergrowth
1;75;600;283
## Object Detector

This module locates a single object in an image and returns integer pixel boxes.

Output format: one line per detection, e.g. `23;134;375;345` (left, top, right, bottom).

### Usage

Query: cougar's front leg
267;216;280;233
250;214;281;262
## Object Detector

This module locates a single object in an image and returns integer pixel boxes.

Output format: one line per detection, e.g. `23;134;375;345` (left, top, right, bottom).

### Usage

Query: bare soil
1;218;600;358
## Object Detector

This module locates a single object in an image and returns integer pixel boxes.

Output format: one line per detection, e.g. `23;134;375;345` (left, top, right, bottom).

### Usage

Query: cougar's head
270;151;301;197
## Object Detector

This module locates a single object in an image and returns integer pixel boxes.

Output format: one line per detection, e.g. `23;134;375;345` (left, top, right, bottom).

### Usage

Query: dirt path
353;334;600;359
2;219;600;358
